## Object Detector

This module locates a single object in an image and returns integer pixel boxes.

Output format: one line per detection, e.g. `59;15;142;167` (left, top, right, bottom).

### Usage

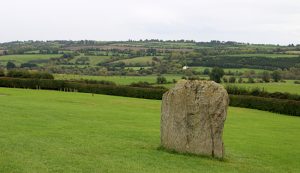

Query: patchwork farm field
113;56;163;66
0;88;299;173
227;54;299;58
55;74;182;85
0;54;61;65
191;66;271;73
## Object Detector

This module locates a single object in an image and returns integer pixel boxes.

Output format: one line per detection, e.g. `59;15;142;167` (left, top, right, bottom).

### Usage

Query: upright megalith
161;80;229;158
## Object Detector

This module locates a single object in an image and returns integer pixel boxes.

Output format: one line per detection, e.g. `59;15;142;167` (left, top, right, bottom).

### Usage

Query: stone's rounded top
172;79;227;94
176;79;218;86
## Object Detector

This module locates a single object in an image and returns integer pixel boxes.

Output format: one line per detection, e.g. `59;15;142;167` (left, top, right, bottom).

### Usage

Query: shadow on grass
156;146;228;162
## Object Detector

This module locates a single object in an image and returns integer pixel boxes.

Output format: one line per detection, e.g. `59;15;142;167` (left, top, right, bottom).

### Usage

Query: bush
6;62;16;69
6;70;54;79
225;85;300;101
188;76;200;80
272;70;281;82
238;77;243;83
7;70;31;78
0;77;299;116
81;79;116;86
247;77;255;83
156;76;167;84
295;81;300;84
30;72;54;79
229;76;236;83
209;67;224;83
20;63;38;68
230;95;300;116
0;69;5;77
0;78;167;100
262;71;271;83
129;81;166;89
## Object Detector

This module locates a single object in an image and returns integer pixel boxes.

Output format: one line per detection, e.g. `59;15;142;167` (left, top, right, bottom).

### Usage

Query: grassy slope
0;88;299;173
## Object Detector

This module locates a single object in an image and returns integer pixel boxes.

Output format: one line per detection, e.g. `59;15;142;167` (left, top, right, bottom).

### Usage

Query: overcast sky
0;0;299;44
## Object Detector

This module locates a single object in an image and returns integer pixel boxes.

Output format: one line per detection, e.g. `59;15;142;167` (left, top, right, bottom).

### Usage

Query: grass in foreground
0;88;299;173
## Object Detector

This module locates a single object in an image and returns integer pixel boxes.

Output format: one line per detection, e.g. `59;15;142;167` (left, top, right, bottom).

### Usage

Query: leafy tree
272;70;281;82
20;63;38;68
229;76;236;83
209;67;224;83
262;71;270;83
203;68;210;75
0;69;5;77
238;77;243;83
223;77;228;83
156;76;167;84
6;62;16;69
247;77;255;83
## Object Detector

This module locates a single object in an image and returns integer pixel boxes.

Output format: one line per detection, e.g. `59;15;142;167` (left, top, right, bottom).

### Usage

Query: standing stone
161;80;229;158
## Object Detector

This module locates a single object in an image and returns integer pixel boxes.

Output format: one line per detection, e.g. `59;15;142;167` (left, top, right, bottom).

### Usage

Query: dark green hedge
0;77;167;100
226;85;300;101
0;77;299;116
229;95;300;116
6;70;54;79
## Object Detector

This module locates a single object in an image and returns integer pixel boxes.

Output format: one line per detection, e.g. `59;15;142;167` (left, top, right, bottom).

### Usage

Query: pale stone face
161;80;229;158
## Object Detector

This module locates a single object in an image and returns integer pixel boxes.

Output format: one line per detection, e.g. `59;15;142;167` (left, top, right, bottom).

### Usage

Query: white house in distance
182;66;189;70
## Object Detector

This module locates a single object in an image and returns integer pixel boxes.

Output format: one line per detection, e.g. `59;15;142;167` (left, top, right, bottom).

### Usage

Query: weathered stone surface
161;80;229;158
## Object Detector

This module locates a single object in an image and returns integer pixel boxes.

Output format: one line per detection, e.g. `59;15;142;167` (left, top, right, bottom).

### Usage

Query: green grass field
161;80;300;94
226;80;300;94
55;74;300;94
227;54;299;58
0;88;299;172
70;55;111;66
55;74;181;85
113;56;162;66
0;54;61;65
191;67;270;73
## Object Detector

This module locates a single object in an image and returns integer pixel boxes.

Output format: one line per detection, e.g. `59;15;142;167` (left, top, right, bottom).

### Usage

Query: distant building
182;66;189;70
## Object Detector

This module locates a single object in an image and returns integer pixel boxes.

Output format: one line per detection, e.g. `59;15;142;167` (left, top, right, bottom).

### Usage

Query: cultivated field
0;88;299;173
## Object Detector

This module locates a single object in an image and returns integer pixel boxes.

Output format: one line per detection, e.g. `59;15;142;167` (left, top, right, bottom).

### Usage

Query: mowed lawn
0;88;299;173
